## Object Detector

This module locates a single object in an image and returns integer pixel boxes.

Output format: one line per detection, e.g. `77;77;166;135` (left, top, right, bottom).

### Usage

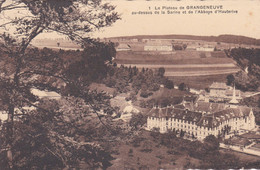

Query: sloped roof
117;44;131;49
148;102;252;128
145;41;172;46
210;82;228;89
148;107;173;118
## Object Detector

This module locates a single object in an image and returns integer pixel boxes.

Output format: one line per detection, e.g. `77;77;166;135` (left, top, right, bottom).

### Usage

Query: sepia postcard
0;0;259;169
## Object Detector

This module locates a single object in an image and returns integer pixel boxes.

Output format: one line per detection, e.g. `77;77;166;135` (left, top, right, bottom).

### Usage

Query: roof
226;89;240;96
184;102;227;113
31;88;61;99
209;82;228;89
145;41;172;46
148;102;253;128
117;44;131;49
148;107;173;118
123;105;139;113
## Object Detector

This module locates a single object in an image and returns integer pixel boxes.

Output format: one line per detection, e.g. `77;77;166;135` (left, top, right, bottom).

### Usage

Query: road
164;69;239;76
119;63;237;68
220;143;260;157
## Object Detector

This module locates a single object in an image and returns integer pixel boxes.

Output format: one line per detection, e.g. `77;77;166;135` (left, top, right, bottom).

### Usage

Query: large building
146;101;256;140
209;82;242;103
144;41;173;51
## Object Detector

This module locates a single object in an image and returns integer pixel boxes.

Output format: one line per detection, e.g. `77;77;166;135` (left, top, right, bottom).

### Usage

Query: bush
140;90;153;98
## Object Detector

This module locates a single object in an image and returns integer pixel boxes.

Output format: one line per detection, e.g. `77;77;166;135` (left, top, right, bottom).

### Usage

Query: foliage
129;113;147;130
203;135;220;151
164;79;174;89
0;0;120;168
103;65;171;95
178;82;190;91
225;48;260;91
0;96;116;169
226;74;235;86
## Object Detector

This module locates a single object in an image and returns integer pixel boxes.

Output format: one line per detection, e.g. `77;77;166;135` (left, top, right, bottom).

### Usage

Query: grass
220;148;260;163
115;57;234;65
108;130;200;170
165;67;238;72
114;50;239;90
89;83;116;95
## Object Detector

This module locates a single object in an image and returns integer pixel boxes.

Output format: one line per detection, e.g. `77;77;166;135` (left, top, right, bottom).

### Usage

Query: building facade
144;42;173;51
209;82;242;103
146;102;256;140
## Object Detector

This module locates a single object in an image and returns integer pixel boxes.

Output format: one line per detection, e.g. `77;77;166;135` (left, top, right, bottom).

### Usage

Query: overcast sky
90;0;260;39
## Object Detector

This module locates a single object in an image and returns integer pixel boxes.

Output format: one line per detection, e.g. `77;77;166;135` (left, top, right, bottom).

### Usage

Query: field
108;130;200;169
220;149;260;163
115;50;240;90
115;51;233;65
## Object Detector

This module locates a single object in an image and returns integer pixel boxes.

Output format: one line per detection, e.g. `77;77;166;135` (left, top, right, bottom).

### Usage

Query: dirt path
165;69;240;76
119;63;237;68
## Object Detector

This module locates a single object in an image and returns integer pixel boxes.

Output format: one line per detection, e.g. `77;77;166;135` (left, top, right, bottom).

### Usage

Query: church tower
229;85;239;107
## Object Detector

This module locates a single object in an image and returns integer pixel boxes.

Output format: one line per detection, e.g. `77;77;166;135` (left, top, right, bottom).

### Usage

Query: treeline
226;48;260;91
111;34;260;46
102;65;174;98
0;41;116;95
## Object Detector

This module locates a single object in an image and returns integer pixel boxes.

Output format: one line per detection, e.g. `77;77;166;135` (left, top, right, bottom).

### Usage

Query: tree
226;74;235;86
0;0;119;168
164;79;174;89
129;113;147;130
157;67;165;77
179;82;189;91
203;135;220;152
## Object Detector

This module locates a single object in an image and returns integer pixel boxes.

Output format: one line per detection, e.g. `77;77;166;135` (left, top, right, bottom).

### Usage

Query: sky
1;0;259;39
90;0;260;39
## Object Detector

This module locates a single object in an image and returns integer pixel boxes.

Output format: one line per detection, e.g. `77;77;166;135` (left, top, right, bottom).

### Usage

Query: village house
116;43;131;51
146;101;256;140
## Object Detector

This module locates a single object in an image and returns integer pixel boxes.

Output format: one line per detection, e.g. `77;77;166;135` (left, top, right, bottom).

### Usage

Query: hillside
109;34;260;46
225;48;260;91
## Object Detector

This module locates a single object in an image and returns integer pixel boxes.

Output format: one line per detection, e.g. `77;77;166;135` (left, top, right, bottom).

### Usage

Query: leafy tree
157;67;165;77
164;79;174;89
226;74;235;86
178;82;189;91
129;113;147;130
0;0;119;169
203;135;219;151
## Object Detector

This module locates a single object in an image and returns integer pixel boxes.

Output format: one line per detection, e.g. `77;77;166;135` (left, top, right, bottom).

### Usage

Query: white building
120;101;140;122
146;101;256;140
209;82;242;103
144;42;173;51
196;46;215;52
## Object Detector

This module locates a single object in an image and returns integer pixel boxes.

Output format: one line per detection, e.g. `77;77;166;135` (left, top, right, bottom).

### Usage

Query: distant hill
108;34;260;46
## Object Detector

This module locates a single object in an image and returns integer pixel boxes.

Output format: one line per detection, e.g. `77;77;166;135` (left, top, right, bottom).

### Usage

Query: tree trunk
6;104;14;169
